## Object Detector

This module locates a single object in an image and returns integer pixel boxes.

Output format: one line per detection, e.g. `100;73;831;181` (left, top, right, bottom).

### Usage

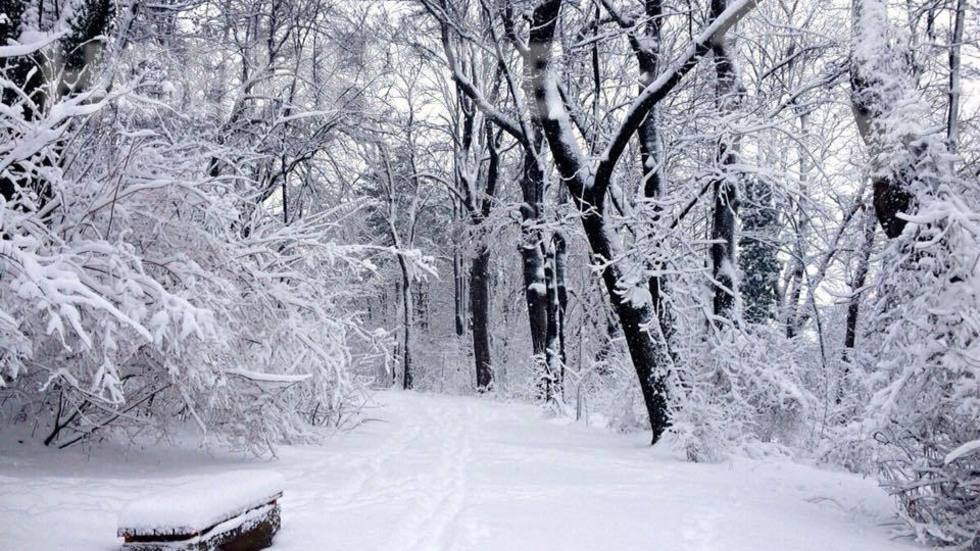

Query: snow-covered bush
668;322;818;462
862;194;980;547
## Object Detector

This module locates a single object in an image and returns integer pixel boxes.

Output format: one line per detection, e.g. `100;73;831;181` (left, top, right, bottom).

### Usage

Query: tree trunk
850;0;915;239
839;203;877;401
543;243;562;403
519;136;550;362
783;112;810;336
554;233;569;377
946;0;965;152
454;241;466;336
398;258;414;390
470;248;493;391
632;0;676;359
708;0;743;321
581;210;670;443
710;173;738;319
636;0;664;201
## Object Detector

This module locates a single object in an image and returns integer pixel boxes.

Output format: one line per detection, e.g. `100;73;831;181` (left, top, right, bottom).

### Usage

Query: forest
0;0;978;548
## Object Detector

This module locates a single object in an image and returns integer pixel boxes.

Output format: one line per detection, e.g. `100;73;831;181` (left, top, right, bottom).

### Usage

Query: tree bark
710;173;738;319
840;203;877;394
581;211;671;441
470;248;494;391
553;233;569;373
946;0;965;152
850;0;915;239
519;130;551;365
398;258;414;390
629;0;676;357
783;113;809;337
708;0;744;321
542;238;566;403
453;243;466;336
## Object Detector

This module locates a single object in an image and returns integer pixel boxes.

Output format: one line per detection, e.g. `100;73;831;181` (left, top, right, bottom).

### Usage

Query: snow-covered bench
117;470;284;551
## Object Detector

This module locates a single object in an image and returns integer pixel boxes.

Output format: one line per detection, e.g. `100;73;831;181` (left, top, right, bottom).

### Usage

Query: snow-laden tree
0;0;406;453
848;0;980;545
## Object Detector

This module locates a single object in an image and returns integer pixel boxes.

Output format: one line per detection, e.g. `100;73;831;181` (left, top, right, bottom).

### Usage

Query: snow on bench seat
117;470;284;551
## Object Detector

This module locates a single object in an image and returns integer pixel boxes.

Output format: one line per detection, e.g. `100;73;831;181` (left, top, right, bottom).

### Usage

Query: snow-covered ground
0;391;919;551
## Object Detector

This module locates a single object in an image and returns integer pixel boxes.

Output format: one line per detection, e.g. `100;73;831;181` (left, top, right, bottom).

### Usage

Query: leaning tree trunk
849;0;915;238
847;5;979;546
527;0;672;437
581;209;671;442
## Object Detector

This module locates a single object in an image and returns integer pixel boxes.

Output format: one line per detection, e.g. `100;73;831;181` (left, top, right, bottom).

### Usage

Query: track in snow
0;391;921;551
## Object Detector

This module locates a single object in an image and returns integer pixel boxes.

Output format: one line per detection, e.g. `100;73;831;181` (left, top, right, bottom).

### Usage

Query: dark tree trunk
850;0;915;239
708;0;743;321
543;243;562;402
553;233;569;375
397;258;414;390
581;210;670;443
947;0;965;152
636;0;664;200
839;204;877;401
470;248;493;391
710;171;738;319
522;242;549;358
453;244;466;336
456;119;501;392
519;136;550;362
633;0;675;358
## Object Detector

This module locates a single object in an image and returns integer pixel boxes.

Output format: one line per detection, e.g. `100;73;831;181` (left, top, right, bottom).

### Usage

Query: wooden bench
117;470;284;551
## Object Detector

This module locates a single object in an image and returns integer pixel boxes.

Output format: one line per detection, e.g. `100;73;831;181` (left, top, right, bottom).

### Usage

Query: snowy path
1;391;919;550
